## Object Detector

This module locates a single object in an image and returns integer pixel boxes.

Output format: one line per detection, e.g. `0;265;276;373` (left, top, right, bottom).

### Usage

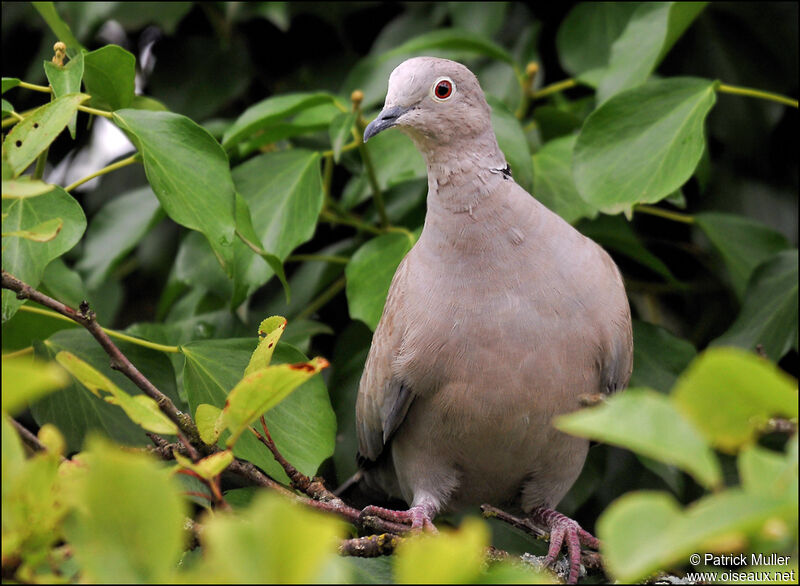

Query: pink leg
359;503;438;533
531;507;599;584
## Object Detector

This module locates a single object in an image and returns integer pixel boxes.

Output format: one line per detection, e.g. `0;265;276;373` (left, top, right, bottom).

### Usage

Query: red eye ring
434;79;453;100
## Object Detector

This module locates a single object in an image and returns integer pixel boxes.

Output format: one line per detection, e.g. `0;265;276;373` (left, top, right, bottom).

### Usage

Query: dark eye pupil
436;81;451;98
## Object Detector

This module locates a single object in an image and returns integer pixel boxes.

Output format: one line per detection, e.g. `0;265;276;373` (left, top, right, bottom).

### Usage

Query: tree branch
2;271;198;441
480;504;604;571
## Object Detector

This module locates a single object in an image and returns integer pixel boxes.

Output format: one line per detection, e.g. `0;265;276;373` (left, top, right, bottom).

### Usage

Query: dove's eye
432;77;455;101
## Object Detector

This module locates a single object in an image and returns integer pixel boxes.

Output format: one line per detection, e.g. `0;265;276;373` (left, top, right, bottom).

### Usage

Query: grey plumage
356;57;632;566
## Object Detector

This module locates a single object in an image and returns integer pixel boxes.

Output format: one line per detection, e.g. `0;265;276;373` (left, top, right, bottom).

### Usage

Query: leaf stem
18;81;52;94
2;346;34;358
634;204;695;225
319;209;383;235
9;110;25;122
295;275;346;321
320;139;361;158
64;154;139;192
77;104;113;119
716;83;798;108
18;304;181;353
532;78;577;100
286;253;349;264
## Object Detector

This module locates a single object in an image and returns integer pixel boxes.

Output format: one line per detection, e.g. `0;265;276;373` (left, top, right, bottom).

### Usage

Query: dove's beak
363;105;411;142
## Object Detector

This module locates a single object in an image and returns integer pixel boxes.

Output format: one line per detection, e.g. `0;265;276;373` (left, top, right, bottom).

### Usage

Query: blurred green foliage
2;2;797;583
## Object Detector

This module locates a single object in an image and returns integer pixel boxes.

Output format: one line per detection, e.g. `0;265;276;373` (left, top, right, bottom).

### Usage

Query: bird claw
532;507;599;584
359;504;438;534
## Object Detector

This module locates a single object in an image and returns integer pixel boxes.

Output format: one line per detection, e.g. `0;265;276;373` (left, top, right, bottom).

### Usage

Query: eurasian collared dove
356;57;632;583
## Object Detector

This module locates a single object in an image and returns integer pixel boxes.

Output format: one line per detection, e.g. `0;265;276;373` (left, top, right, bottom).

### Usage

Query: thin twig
339;534;401;557
480;504;604;571
2;271;196;439
9;418;66;461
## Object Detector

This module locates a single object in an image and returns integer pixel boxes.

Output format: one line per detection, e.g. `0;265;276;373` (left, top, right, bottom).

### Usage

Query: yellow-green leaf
3;93;89;177
1;354;69;415
2;217;63;242
1;178;55;198
671;347;798;453
223;357;329;447
244;316;287;376
174;449;233;481
556;388;722;490
196;403;224;445
55;351;177;435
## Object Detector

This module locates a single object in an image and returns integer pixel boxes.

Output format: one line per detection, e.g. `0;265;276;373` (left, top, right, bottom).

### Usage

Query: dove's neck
415;128;508;214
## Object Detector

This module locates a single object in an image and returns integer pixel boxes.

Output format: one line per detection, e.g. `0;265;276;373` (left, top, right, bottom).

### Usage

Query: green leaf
341;130;425;209
31;2;85;53
630;320;696;393
223;357;329;447
672;347;798;453
82;45;136;111
189;492;346;583
55;350;177;435
2;178;56;198
62;438;187;583
1;186;86;321
556;388;722;489
75;186;163;289
387;28;514;64
1;354;69;415
222;92;335;150
739;442;797;501
488;95;533;193
532;134;598;224
113;109;236;273
343;29;515;109
556;2;639;80
181;340;336;484
329;110;357;163
196;403;224;445
31;329;181;452
345;232;416;330
3;93;89;178
395;519;490;584
596;2;708;103
233;192;290;303
598;489;796;583
174;449;234;481
713;250;798;362
576;214;677;282
2;77;21;93
44;50;84;138
2;217;62;242
245;316;287;376
695;213;790;300
234;103;340;159
2;99;14;117
448;2;508;37
574;77;717;214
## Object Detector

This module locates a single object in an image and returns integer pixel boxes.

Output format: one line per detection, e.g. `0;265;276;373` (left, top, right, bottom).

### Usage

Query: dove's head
363;57;493;146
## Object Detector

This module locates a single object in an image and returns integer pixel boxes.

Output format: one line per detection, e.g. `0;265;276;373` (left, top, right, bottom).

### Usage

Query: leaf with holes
3;93;89;177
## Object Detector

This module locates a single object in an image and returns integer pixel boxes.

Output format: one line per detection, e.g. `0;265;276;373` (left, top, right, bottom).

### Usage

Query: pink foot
531;507;599;584
359;504;438;533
